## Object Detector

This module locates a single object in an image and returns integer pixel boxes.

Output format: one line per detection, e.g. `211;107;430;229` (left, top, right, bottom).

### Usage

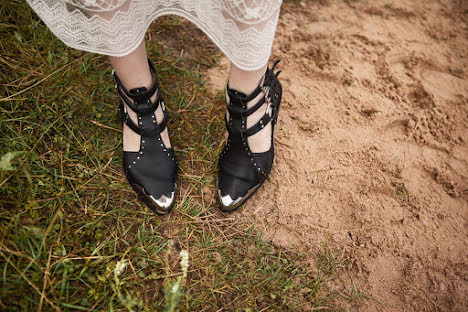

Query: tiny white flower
180;250;189;279
114;259;127;277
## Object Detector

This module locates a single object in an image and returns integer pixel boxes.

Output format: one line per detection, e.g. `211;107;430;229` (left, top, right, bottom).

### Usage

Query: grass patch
1;1;348;310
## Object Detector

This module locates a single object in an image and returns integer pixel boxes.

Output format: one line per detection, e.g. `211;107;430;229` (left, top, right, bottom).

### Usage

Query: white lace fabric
26;0;282;70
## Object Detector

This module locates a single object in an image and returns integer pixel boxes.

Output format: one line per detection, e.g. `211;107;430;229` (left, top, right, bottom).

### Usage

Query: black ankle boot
217;60;282;212
114;59;178;215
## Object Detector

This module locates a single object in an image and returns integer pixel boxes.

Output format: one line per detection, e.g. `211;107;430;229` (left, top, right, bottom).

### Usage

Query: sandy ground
206;0;467;310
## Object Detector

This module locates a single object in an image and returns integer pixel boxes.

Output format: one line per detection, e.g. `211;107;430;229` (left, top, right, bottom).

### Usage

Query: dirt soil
206;0;468;310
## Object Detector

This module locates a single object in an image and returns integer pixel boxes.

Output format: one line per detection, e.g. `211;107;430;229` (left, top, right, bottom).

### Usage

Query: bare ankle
228;62;267;95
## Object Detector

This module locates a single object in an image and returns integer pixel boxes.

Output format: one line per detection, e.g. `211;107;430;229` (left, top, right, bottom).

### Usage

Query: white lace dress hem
26;0;282;71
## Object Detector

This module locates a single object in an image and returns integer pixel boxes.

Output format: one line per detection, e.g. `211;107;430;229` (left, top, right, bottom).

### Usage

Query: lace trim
26;0;282;70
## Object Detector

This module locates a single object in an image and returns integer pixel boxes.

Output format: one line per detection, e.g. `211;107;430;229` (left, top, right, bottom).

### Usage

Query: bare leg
228;62;270;153
109;40;171;151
